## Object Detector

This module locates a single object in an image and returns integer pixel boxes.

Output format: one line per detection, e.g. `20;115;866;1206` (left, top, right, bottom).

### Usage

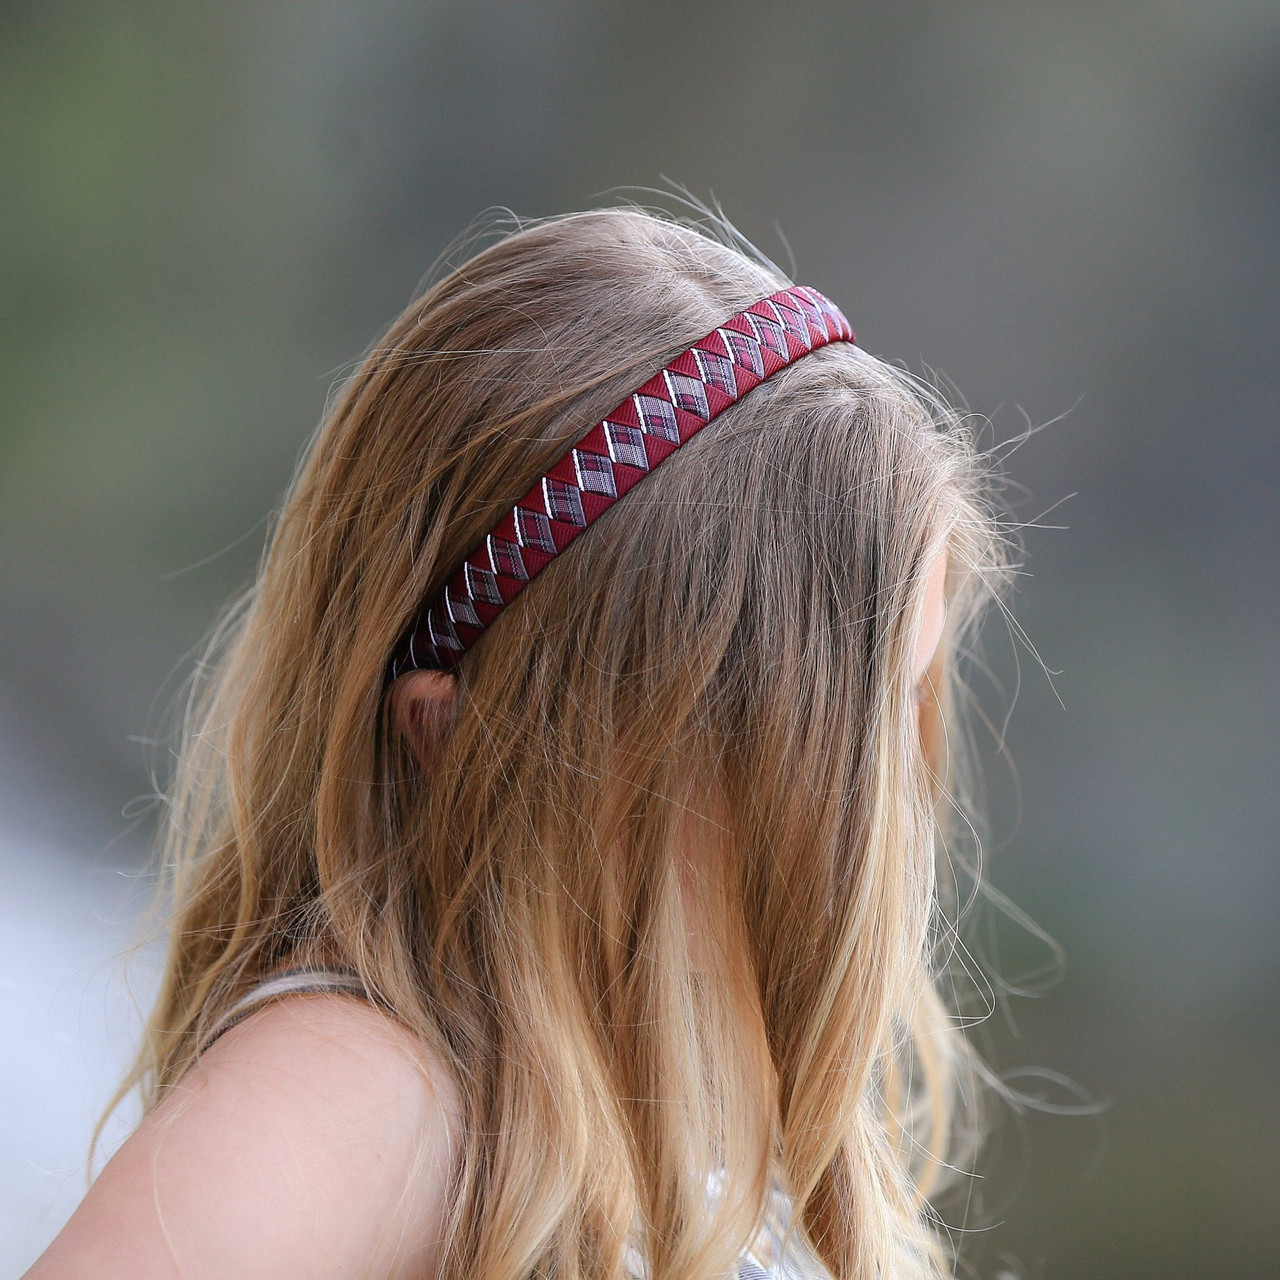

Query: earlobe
390;669;460;769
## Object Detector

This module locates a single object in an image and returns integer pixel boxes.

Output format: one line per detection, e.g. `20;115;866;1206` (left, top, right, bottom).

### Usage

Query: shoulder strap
196;966;369;1057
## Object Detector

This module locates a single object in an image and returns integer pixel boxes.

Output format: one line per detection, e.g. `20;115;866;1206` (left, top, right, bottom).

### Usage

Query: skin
914;545;949;689
25;997;460;1280
25;549;948;1279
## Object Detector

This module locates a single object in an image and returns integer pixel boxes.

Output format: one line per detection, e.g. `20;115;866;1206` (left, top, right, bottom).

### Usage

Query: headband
391;284;855;675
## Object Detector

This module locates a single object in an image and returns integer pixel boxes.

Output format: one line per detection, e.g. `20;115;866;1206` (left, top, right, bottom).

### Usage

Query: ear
389;669;460;771
912;546;949;686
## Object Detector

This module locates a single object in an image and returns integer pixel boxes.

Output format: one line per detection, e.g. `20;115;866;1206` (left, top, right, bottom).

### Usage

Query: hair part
121;205;1013;1280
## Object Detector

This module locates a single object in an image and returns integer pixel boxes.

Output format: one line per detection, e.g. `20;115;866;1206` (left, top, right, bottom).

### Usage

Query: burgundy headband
391;284;855;675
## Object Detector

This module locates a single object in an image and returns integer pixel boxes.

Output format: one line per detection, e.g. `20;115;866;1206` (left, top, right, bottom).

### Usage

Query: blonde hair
124;206;1011;1280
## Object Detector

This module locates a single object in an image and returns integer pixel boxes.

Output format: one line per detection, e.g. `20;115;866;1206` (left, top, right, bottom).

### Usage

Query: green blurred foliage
2;3;1277;1276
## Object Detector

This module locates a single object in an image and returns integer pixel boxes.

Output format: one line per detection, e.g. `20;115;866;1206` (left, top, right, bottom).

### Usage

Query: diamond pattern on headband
427;611;463;653
791;289;830;341
390;285;854;673
633;393;681;443
744;311;788;361
515;506;557;554
603;421;650;470
719;328;765;378
542;477;587;527
444;585;480;629
572;448;617;497
487;535;528;581
692;348;737;398
464;562;503;607
663;371;711;421
765;298;810;348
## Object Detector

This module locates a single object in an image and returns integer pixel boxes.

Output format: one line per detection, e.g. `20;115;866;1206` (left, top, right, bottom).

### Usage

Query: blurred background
2;1;1277;1276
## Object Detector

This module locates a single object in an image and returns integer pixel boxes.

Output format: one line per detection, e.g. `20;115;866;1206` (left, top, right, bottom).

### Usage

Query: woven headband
391;284;855;674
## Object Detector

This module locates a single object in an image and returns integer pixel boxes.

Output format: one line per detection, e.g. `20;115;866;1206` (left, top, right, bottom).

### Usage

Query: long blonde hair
126;206;1011;1280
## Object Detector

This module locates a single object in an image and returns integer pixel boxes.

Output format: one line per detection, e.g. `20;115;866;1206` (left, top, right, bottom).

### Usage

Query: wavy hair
122;206;1012;1280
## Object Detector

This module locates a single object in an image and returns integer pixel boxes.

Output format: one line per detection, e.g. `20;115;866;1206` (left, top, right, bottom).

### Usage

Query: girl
29;205;1010;1280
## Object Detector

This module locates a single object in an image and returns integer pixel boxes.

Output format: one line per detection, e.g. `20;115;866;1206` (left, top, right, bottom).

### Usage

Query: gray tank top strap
197;966;369;1057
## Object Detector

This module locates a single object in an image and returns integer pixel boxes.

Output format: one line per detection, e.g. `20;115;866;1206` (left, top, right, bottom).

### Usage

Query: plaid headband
391;284;855;675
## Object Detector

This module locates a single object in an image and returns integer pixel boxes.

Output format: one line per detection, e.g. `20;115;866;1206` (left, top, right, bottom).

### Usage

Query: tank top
200;969;832;1280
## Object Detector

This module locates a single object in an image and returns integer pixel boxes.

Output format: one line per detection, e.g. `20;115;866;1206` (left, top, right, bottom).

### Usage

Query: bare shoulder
189;988;461;1128
26;993;461;1280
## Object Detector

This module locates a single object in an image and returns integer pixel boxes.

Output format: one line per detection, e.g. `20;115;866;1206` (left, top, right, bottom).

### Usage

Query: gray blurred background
2;2;1277;1276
